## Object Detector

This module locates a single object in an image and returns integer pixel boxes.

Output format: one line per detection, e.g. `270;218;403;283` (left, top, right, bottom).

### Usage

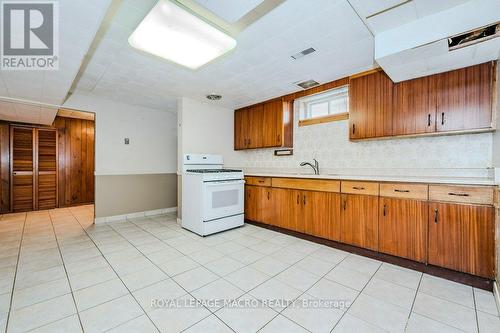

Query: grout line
472;288;480;333
329;262;384;332
46;210;85;332
4;212;27;331
68;208;165;333
403;270;423;331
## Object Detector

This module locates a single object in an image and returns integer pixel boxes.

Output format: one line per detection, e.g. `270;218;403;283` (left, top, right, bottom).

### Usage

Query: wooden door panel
11;127;34;212
247;105;263;148
428;202;462;271
341;194;379;250
263;100;283;147
234;109;247;150
461;205;494;278
393;75;436;135
436;62;493;132
349;71;393;139
244;185;258;222
379;198;427;262
36;129;57;210
304;191;341;241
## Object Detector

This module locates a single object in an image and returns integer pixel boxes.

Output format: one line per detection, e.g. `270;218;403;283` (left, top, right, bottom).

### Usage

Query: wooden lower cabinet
303;191;341;241
428;202;495;278
378;197;427;262
244;185;272;223
340;194;379;251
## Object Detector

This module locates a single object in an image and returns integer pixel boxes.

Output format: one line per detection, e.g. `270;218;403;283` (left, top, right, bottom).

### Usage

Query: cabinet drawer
271;178;340;193
245;176;271;186
341;181;379;196
429;185;494;205
380;183;428;200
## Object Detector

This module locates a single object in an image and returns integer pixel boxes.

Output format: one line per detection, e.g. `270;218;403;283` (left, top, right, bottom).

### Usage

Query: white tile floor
0;205;499;333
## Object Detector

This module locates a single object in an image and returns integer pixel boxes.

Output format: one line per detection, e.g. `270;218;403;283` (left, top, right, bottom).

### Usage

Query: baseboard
94;207;177;224
494;281;500;316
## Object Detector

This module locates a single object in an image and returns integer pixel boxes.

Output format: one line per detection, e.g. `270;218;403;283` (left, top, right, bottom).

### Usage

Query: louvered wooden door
37;129;57;210
11;127;35;212
11;127;57;212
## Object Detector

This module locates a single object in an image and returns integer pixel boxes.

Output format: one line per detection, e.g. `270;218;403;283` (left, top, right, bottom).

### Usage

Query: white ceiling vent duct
295;79;320;89
291;47;316;60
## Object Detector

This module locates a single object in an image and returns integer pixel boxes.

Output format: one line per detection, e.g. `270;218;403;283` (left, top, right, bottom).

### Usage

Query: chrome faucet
300;159;320;175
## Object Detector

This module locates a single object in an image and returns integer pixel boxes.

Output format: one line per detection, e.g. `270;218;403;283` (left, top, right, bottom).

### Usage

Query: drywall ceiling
192;0;265;23
0;0;112;124
72;0;376;110
0;100;58;125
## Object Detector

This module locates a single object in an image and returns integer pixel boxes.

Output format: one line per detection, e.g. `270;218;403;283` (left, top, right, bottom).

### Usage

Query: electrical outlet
124;138;130;145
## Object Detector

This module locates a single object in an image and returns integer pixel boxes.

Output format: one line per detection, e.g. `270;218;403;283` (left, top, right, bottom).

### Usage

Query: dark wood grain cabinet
428;202;494;278
234;99;292;150
350;62;495;140
379;197;428;262
349;71;394;139
340;193;379;251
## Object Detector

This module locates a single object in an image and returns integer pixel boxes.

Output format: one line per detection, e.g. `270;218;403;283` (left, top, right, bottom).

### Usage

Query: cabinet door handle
297;194;300;205
394;189;410;193
343;200;347;210
258;180;265;183
434;208;438;223
427;114;431;127
353;187;365;190
383;204;387;216
448;192;470;197
267;191;270;200
441;112;445;125
303;195;306;205
352;124;356;135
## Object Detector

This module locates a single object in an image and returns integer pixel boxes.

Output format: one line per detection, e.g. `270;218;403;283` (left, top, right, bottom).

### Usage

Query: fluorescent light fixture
129;0;237;69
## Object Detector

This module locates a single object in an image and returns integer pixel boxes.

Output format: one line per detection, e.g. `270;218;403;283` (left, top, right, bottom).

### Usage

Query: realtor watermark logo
1;1;58;70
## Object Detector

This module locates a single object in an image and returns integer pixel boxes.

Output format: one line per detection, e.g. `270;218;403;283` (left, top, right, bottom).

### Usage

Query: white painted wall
177;97;243;172
63;93;178;175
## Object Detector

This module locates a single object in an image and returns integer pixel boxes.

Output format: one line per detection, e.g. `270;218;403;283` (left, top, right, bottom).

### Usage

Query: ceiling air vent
291;47;316;60
295;79;320;89
448;23;499;51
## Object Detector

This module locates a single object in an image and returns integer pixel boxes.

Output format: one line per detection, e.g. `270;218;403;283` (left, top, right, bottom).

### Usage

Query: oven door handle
204;180;245;186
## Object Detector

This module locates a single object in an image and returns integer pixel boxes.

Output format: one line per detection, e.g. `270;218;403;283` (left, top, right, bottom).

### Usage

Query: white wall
64;93;178;175
177;97;243;171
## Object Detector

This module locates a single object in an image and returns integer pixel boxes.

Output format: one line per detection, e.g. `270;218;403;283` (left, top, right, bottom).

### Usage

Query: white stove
182;154;244;236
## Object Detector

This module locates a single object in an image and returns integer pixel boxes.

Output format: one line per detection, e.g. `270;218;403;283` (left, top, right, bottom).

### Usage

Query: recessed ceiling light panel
129;0;237;69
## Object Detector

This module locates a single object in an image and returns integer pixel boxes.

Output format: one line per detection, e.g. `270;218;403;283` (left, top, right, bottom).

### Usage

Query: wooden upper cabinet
393;75;437;135
349;70;394;139
436;62;494;132
234;99;293;150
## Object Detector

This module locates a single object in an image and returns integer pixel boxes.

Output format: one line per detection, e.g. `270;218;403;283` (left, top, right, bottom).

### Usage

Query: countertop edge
244;173;498;186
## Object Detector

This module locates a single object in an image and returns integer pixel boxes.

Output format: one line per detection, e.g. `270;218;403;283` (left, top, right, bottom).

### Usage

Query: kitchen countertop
244;172;498;186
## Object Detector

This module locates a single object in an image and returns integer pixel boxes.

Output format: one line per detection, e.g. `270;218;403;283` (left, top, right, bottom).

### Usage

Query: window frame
297;85;349;127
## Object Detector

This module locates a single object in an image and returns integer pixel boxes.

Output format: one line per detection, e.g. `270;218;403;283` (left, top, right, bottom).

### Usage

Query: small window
297;86;349;126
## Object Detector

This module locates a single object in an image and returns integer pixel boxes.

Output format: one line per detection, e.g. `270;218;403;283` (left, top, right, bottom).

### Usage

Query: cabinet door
436;62;493;132
341;194;379;250
379;197;427;262
461;204;494;278
263;100;283;147
270;187;289;228
234;109;248;150
260;187;273;224
287;190;304;232
428;202;463;272
349;71;393;139
393;75;437;135
247;105;264;148
244;185;259;221
303;191;341;241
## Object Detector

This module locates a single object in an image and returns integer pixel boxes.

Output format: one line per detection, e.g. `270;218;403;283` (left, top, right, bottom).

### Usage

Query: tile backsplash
236;119;494;178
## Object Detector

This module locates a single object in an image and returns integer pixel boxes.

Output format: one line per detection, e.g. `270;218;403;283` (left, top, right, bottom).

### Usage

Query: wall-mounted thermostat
124;138;130;145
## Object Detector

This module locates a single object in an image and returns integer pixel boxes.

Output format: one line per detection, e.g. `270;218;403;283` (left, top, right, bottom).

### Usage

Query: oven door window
204;181;244;222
